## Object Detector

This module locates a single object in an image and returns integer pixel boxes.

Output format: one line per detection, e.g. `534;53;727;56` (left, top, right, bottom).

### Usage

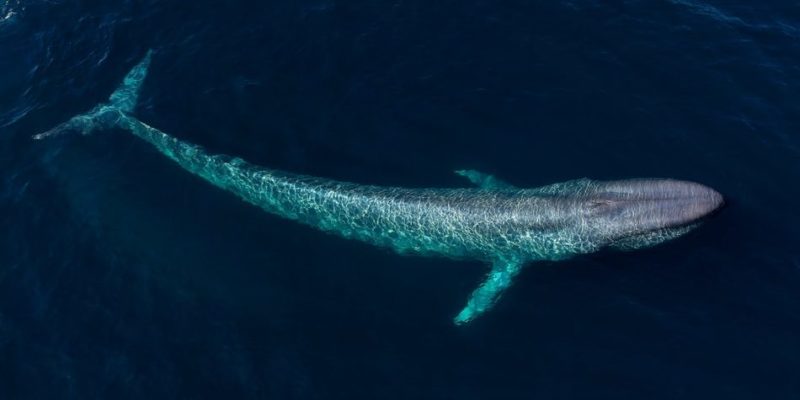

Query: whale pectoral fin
454;258;525;325
454;169;516;190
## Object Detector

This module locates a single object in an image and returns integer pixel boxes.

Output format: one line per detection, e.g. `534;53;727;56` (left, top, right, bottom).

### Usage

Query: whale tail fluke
108;50;152;113
33;50;153;140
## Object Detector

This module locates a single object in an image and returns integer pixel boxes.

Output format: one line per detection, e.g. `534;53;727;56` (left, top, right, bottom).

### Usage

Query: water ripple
669;0;800;39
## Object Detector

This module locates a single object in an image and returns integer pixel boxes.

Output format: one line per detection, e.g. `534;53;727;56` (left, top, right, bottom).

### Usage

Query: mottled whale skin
36;52;724;324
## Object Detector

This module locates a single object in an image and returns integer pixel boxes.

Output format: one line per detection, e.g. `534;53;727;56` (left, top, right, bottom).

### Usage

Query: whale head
579;179;724;251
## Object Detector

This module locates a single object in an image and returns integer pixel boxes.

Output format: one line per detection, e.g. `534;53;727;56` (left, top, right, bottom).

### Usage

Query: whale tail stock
33;50;153;140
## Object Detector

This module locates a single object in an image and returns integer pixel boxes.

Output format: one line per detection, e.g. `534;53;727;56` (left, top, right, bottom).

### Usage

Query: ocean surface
1;0;799;398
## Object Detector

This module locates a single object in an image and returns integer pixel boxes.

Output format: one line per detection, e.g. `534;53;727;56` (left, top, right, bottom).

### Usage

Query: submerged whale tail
33;50;153;140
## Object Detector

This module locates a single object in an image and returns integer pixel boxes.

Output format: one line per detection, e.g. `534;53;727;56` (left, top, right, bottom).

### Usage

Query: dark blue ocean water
1;0;799;398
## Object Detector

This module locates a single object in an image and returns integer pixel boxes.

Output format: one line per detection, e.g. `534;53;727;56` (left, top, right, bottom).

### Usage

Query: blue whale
36;52;724;324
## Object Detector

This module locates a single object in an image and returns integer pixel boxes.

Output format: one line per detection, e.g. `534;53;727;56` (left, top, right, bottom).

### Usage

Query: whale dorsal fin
454;169;516;190
454;258;525;325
